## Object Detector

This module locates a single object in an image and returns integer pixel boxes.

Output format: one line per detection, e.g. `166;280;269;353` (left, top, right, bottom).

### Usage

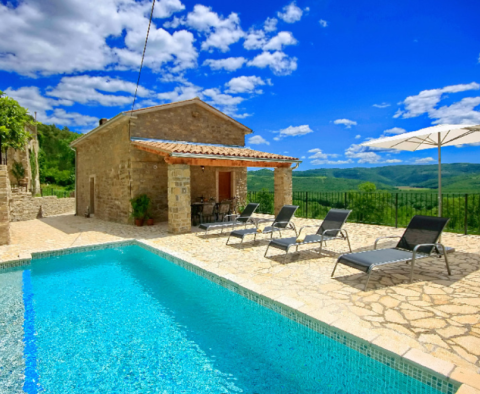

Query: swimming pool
0;243;459;393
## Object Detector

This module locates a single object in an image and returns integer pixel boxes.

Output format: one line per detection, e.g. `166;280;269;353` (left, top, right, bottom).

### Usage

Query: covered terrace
131;138;301;233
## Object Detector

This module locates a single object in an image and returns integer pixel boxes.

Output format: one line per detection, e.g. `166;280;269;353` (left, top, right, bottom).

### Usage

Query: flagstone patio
1;213;479;393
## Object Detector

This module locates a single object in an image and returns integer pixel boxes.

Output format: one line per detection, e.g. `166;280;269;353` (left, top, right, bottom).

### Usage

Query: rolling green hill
248;164;480;193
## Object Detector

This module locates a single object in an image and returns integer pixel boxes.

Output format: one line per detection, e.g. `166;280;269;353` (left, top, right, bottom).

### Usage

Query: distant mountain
248;164;480;193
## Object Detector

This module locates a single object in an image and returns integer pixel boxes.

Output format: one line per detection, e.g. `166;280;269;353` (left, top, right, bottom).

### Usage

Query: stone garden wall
0;165;11;245
9;192;75;222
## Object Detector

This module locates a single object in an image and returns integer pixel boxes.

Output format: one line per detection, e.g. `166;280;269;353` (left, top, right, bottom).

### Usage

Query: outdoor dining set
197;203;452;291
191;198;237;226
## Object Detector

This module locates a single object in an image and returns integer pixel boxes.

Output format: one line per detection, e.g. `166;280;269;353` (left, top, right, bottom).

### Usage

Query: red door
218;172;232;201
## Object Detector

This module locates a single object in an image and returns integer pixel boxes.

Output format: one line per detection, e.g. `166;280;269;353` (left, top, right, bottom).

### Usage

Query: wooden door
89;177;95;214
218;172;232;201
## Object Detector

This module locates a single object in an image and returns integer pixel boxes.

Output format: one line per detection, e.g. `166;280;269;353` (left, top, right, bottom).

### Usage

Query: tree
0;90;34;162
358;182;376;192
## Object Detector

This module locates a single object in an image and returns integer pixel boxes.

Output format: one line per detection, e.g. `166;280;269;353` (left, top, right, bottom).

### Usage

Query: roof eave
171;152;301;164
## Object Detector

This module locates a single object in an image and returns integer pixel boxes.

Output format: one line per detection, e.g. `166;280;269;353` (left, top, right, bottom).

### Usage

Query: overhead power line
130;0;156;116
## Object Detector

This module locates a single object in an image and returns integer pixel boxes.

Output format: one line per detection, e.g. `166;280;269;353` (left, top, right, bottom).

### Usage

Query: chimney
99;118;108;126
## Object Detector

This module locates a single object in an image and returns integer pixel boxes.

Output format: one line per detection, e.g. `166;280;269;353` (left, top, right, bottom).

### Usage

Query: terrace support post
167;163;191;234
274;167;292;216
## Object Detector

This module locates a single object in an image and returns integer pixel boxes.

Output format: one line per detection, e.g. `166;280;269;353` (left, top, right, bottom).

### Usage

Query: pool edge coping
1;238;477;394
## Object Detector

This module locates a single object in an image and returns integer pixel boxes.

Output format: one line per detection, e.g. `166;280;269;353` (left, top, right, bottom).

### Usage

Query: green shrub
130;194;151;220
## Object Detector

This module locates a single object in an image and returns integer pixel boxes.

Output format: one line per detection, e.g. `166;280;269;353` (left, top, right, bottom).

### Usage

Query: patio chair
264;209;352;263
198;203;216;224
226;205;299;245
331;215;451;291
217;202;231;221
198;203;260;234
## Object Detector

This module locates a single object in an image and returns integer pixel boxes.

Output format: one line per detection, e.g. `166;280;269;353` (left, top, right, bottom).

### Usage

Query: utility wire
129;0;156;130
128;0;156;199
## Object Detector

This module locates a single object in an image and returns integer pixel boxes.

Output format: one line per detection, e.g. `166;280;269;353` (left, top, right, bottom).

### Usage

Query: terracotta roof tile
132;140;299;162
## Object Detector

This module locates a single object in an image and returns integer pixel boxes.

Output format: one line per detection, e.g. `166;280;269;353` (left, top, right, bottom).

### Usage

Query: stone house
71;98;300;233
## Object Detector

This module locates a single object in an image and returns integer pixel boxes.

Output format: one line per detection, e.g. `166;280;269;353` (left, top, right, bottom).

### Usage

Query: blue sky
1;0;479;170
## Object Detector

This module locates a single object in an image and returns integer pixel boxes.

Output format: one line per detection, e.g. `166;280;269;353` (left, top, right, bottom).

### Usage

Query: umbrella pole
438;135;442;217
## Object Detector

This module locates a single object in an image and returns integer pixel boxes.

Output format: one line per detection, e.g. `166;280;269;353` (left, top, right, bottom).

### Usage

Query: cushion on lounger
199;221;236;230
296;232;306;243
337;248;425;273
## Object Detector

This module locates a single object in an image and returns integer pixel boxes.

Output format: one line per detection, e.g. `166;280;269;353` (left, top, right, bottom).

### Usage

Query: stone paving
1;213;480;393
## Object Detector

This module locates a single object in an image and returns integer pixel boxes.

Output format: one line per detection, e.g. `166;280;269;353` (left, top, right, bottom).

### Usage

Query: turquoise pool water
0;245;455;393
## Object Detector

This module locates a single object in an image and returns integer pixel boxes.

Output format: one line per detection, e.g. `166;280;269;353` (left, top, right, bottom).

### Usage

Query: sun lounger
264;209;352;262
198;203;259;234
226;205;299;245
332;215;451;290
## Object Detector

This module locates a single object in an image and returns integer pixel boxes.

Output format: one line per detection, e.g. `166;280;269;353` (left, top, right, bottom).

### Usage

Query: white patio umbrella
362;124;480;216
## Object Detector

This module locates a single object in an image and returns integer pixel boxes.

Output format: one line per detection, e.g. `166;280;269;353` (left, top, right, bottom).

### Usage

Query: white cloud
319;19;328;28
118;27;197;73
393;109;403;118
415;157;435;164
244;30;297;52
355;135;361;139
203;57;246;71
278;2;303;23
383;127;406;135
157;85;203;102
308;148;338;160
202;88;247;118
225;76;266;94
273;125;313;140
247;51;297;75
432;96;480;124
243;29;268;50
378;127;406;138
248;135;269;145
163;16;184;29
4;86;97;128
373;102;390;108
5;86;59;118
311;159;353;165
184;5;244;52
263;31;297;51
345;143;403;164
153;0;185;19
398;82;480;124
264;17;278;32
345;144;381;164
47;76;152;107
47;108;98;128
334;118;357;128
0;0;195;76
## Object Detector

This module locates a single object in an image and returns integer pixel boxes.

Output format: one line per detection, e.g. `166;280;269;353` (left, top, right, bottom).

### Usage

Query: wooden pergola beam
133;144;292;168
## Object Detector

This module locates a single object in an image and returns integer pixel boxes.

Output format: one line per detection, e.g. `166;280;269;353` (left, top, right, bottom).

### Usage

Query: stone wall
76;123;134;223
130;147;169;222
9;192;75;222
7;124;41;194
0;165;11;245
132;103;247;146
